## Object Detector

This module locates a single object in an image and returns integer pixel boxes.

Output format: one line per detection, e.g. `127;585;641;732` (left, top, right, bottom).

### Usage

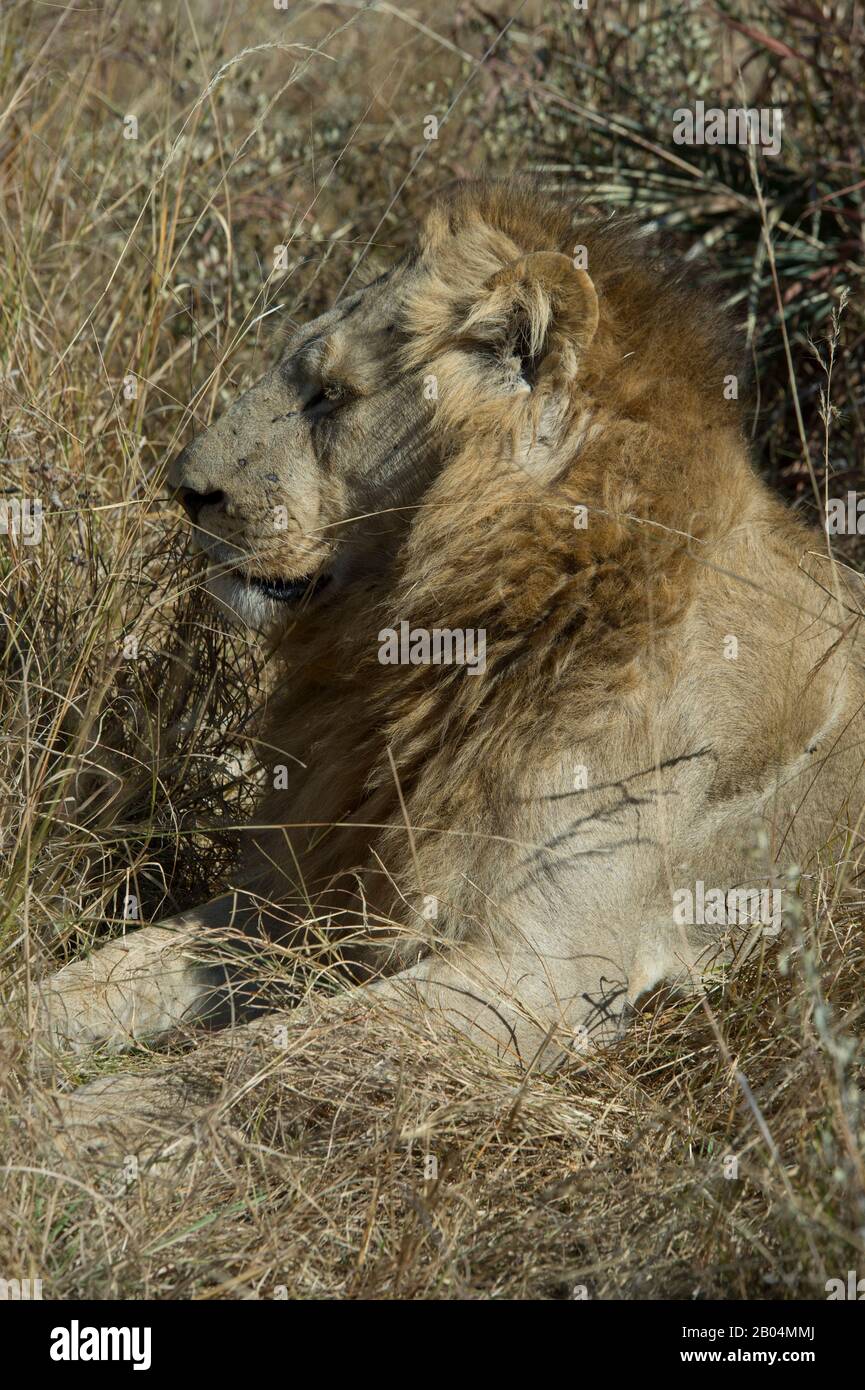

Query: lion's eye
304;387;330;413
304;382;348;414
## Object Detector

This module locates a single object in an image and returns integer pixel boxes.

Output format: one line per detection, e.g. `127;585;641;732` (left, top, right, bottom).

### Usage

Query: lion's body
39;180;865;1067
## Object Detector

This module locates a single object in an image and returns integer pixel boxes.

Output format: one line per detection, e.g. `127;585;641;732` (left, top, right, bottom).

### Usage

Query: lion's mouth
249;572;332;605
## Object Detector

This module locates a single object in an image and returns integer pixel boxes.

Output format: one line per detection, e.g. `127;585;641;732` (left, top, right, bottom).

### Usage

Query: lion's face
168;259;438;628
169;187;601;631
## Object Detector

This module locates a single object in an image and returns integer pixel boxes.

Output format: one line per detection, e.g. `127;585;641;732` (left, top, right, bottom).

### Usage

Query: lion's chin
248;573;331;604
206;571;331;630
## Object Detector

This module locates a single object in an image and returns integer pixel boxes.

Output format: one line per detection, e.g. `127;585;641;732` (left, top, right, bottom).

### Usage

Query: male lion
38;179;865;1072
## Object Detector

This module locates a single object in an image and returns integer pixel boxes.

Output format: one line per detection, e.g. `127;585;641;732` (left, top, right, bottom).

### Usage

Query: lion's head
168;182;625;630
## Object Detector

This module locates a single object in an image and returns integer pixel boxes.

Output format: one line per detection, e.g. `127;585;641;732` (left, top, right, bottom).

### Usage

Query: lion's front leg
41;926;637;1171
29;893;276;1057
365;937;634;1067
32;922;219;1056
43;945;619;1174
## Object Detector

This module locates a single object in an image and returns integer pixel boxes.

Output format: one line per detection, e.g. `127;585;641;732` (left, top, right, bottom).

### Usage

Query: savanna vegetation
1;0;864;1299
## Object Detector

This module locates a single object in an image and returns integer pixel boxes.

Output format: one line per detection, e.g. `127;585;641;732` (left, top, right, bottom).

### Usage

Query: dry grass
1;0;865;1300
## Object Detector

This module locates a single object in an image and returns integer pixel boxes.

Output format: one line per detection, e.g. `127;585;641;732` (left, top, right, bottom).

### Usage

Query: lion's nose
168;442;195;489
169;445;225;521
179;486;224;522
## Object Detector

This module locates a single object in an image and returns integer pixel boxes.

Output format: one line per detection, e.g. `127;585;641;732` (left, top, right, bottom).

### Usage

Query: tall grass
1;0;864;1299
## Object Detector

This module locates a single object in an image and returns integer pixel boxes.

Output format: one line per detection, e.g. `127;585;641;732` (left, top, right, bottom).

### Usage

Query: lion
35;178;865;1076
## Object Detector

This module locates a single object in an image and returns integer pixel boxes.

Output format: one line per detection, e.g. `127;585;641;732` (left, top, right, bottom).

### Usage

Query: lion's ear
462;251;598;390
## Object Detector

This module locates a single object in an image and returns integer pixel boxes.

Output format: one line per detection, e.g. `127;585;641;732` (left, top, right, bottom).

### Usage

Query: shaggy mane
429;176;747;427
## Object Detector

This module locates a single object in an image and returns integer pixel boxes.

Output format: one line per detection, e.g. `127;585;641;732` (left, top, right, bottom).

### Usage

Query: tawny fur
37;179;865;1071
